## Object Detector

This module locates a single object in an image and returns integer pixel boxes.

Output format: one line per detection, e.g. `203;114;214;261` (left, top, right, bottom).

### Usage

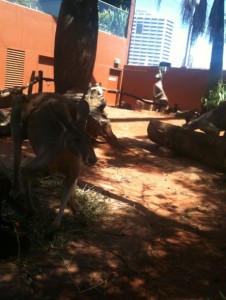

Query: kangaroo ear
76;98;90;129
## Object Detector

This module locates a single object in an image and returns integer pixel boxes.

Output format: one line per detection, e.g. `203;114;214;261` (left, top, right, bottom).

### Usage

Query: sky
135;0;221;69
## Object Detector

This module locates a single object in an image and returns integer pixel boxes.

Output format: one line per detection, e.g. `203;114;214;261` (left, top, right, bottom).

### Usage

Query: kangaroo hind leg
21;151;55;214
50;175;78;232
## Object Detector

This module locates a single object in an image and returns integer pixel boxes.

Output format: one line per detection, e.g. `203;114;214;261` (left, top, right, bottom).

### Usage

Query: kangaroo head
67;99;97;166
71;131;97;166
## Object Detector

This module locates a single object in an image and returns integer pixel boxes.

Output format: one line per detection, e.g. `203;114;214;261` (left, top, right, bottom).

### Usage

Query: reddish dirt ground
0;107;226;300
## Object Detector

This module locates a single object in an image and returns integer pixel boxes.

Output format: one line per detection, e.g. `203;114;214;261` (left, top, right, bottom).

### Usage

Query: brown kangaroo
10;92;82;196
10;86;117;197
20;97;97;231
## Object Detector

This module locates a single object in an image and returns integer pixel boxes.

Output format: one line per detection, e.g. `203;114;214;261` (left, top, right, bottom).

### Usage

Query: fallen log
147;118;226;170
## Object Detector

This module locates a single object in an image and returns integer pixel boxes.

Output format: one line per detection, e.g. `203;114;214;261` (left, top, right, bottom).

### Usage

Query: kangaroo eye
73;132;82;140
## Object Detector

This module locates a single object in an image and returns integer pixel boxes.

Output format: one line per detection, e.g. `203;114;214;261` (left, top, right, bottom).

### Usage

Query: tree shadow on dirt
90;135;225;184
1;173;225;300
66;180;226;300
1;133;226;299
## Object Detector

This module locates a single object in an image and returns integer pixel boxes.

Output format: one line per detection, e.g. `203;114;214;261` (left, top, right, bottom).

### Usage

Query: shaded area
0;108;226;299
148;118;226;170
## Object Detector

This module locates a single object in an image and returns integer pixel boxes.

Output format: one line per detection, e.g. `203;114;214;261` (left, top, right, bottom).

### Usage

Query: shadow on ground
1;108;226;300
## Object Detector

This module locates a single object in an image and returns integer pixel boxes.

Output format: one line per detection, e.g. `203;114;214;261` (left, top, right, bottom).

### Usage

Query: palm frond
190;0;207;44
181;0;198;24
155;0;162;9
208;0;221;42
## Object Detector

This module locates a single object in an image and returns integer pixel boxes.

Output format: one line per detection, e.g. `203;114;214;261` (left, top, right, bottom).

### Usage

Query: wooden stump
147;118;226;170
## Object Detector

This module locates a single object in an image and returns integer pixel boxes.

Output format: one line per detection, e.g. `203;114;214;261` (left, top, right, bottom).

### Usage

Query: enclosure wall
122;65;226;111
1;0;225;111
0;0;128;107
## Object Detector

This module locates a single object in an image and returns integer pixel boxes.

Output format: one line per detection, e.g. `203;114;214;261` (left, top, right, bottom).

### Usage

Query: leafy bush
201;81;226;112
98;2;129;38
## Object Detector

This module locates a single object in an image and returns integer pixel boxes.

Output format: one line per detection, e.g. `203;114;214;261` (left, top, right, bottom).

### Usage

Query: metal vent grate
5;48;25;88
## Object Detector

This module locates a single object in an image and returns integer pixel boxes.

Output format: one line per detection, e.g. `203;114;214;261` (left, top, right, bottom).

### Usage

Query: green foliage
16;0;26;5
98;5;129;37
102;0;131;11
201;81;226;111
13;0;38;9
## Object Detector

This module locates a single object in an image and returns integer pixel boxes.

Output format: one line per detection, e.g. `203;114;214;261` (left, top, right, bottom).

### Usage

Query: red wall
0;0;56;94
94;31;127;86
122;65;226;111
0;0;224;111
0;0;130;108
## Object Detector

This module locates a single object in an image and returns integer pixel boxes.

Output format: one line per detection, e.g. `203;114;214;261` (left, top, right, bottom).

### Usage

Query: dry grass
2;174;109;258
25;175;109;251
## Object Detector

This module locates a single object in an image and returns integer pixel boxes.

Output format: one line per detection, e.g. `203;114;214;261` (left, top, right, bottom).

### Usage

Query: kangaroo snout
85;148;98;166
100;118;109;126
85;155;98;166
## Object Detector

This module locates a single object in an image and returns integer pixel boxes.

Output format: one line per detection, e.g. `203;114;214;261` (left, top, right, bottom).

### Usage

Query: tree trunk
54;0;98;94
208;0;224;90
181;21;192;67
147;118;226;170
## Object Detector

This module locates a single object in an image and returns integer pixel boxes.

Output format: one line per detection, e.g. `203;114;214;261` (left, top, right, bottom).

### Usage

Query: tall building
128;9;174;66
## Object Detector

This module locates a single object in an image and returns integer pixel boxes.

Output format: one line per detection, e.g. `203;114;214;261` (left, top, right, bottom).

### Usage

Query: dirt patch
0;107;226;300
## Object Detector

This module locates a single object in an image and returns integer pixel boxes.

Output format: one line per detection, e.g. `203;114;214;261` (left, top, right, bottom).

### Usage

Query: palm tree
181;0;224;90
208;0;224;89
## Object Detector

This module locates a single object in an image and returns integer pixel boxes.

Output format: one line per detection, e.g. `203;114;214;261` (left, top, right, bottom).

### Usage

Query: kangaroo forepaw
68;199;81;215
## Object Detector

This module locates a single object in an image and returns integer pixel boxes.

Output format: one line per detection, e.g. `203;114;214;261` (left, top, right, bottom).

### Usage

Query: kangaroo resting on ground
183;102;226;135
13;95;97;231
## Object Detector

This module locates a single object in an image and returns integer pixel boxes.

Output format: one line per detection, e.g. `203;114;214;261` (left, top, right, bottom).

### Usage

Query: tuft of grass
1;173;110;257
25;176;109;251
76;186;108;222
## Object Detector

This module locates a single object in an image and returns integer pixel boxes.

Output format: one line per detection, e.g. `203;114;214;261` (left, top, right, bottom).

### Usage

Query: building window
136;23;143;34
129;9;174;66
5;48;25;88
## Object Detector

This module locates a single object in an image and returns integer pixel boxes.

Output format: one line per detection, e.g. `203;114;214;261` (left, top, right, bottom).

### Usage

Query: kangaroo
10;92;82;196
183;102;226;135
20;97;97;231
11;86;117;197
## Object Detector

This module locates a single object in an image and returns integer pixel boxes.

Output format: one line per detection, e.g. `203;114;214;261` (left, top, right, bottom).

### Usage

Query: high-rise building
128;9;174;66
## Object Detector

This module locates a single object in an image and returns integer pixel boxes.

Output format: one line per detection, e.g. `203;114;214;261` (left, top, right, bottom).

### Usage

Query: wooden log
147;118;226;170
